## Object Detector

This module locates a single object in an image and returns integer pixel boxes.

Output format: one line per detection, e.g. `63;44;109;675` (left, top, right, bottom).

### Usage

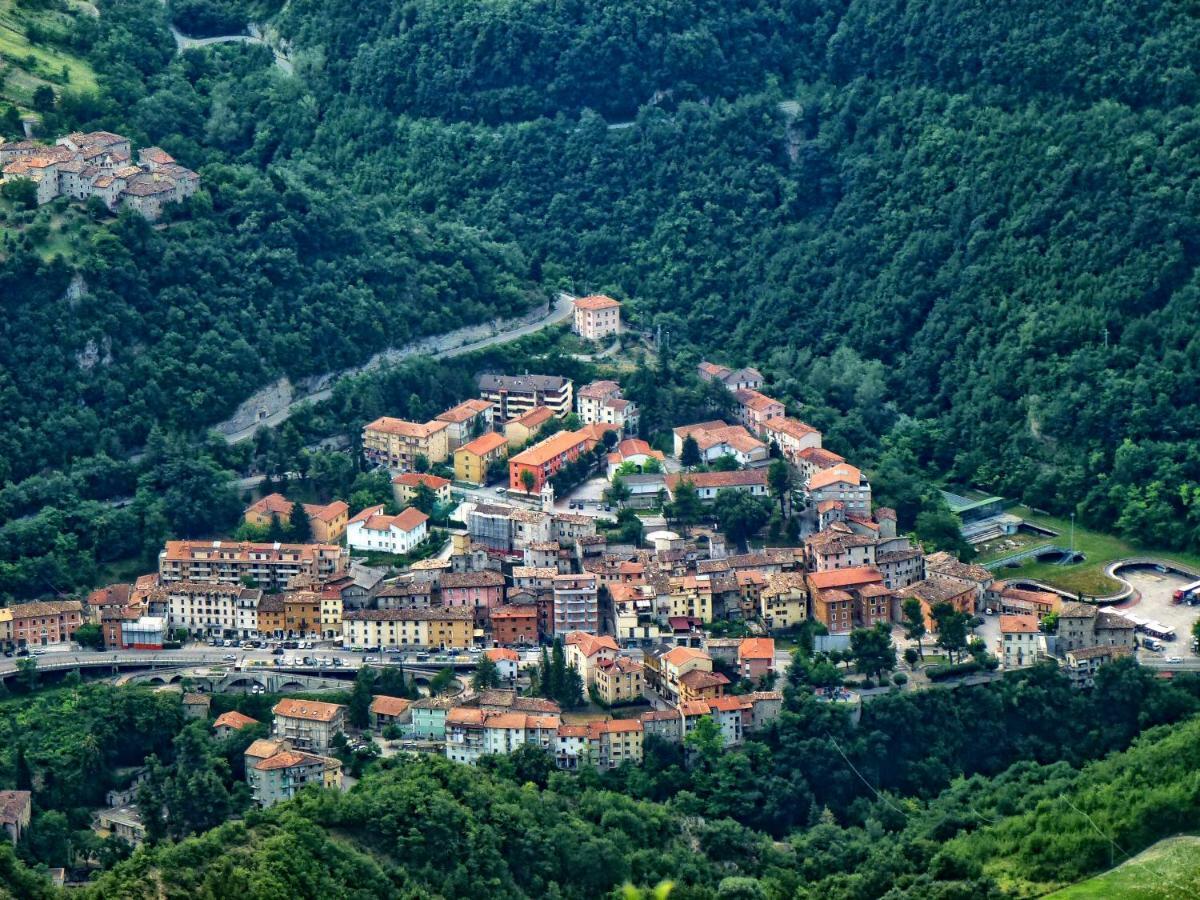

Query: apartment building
270;699;347;754
897;577;977;631
576;380;639;435
1000;615;1042;669
572;294;622;341
159;582;261;638
807;464;872;515
731;389;785;436
440;570;507;624
503;406;556;449
158;541;346;593
479;374;573;424
760;416;822;462
593;656;645;705
341;607;474;650
361;417;450;470
807;567;889;633
509;428;599;494
489;603;539;645
248;750;342;808
454;432;509;485
552;573;600;636
435;398;495;451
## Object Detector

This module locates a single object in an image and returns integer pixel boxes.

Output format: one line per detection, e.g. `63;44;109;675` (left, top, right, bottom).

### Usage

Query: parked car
364;655;379;663
222;654;237;661
272;647;284;655
31;649;45;656
1165;655;1184;663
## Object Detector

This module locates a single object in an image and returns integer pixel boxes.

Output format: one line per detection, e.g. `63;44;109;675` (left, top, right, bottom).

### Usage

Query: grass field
1046;835;1200;899
977;506;1200;597
0;0;97;116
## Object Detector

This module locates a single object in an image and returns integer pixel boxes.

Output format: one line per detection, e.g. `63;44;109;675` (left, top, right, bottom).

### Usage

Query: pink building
738;638;776;681
439;571;506;625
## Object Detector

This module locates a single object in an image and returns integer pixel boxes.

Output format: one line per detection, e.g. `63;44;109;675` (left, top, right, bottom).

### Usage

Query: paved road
0;643;545;679
221;294;575;444
168;20;294;73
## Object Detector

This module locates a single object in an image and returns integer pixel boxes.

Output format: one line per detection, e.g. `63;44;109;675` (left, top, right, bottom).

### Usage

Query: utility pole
1070;513;1075;557
1102;327;1109;349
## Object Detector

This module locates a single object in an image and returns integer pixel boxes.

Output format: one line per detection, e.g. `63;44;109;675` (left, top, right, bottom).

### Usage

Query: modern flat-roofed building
479;374;573;424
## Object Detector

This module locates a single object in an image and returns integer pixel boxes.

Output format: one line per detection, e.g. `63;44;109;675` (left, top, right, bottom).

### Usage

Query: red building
489;604;539;645
508;428;599;494
6;600;83;648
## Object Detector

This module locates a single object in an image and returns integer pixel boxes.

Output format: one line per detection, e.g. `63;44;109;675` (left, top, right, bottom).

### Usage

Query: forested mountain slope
6;661;1200;898
1;0;1200;598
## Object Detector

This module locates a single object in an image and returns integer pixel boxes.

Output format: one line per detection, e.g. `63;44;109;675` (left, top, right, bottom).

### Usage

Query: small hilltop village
0;131;199;220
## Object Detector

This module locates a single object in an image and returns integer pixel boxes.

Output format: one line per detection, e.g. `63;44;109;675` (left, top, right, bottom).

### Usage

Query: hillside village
0;131;199;220
0;293;1161;840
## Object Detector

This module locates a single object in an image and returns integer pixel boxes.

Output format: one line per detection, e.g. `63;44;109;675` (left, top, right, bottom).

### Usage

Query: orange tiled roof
392;472;451;489
666;470;768;490
807;567;884;590
272;699;345;722
459;432;508;457
436;398;493;423
509;406;555;428
738;638;775;660
574;294;621;310
363;416;448;438
214;711;259;730
510;429;595;467
1000;615;1040;634
808;464;864;491
369;696;411;717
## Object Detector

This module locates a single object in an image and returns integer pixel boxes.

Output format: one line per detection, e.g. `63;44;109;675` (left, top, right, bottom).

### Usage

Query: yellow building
0;607;12;645
650;646;718;704
760;572;808;630
668;574;715;623
256;595;287;637
242;494;349;542
362;417;450;471
503;406;555;450
593;657;644;706
391;473;452;507
341;607;473;650
319;593;342;641
454;432;509;485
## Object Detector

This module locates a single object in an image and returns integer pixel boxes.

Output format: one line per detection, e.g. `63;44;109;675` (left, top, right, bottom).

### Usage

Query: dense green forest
2;0;1200;574
4;660;1200;896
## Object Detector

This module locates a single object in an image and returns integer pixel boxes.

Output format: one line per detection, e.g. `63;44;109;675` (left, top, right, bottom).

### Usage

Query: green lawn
1046;835;1200;899
0;0;97;113
978;506;1200;597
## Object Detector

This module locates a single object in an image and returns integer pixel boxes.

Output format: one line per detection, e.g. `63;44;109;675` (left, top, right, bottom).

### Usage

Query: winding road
219;293;576;444
166;17;294;73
